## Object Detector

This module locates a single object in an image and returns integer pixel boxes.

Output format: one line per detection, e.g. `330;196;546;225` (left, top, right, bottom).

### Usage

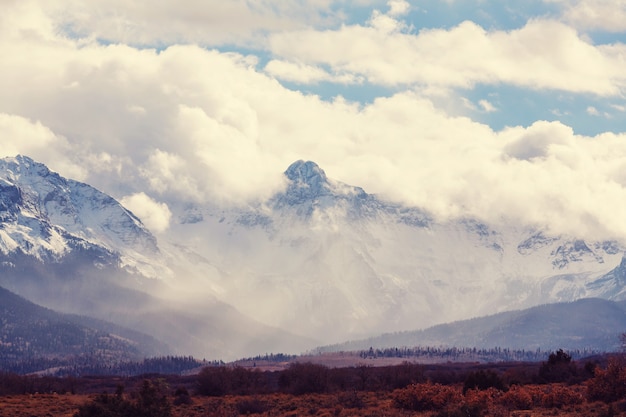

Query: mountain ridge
0;284;167;373
0;154;163;278
316;298;626;354
165;159;626;345
2;155;626;359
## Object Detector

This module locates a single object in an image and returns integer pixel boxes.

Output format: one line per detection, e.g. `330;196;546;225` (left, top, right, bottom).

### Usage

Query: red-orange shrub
541;385;583;408
587;357;626;403
497;385;533;410
464;387;500;411
392;382;461;411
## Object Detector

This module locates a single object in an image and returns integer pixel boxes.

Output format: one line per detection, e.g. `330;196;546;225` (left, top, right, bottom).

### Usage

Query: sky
1;0;626;240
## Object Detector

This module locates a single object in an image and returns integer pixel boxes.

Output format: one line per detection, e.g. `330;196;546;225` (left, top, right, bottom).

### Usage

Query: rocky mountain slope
0;284;164;373
0;155;165;277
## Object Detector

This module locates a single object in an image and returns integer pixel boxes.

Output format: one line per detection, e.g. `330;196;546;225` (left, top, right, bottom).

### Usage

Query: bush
541;384;583;408
278;362;330;395
196;366;232;396
172;387;192;406
392;382;461;411
587;357;626;403
497;385;533;410
464;387;501;413
538;349;577;383
235;398;269;415
74;380;172;417
463;370;506;394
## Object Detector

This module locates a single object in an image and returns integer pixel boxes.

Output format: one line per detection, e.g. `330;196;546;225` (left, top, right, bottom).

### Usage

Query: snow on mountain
1;155;625;354
0;155;166;278
166;160;625;345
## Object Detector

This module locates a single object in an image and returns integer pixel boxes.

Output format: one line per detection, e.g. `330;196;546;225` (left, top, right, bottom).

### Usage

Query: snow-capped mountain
0;155;314;360
167;160;626;344
0;155;164;277
1;155;625;357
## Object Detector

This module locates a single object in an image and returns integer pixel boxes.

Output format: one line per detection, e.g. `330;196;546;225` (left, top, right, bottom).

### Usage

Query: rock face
0;155;161;276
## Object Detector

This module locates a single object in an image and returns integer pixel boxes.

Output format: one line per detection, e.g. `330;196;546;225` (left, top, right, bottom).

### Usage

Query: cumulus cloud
549;0;626;32
2;1;626;243
23;0;348;47
268;18;626;95
0;114;85;180
504;121;572;160
387;0;410;17
264;60;363;84
120;192;172;233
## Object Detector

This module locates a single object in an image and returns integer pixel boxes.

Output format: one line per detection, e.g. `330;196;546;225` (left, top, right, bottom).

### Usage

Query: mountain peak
285;160;328;184
283;160;330;200
1;154;55;181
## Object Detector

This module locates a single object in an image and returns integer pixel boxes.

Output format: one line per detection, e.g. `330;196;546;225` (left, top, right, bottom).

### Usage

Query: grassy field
1;353;625;416
0;387;622;417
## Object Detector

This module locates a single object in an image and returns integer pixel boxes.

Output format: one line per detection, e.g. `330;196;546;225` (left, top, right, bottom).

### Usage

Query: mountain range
1;155;626;361
318;297;626;354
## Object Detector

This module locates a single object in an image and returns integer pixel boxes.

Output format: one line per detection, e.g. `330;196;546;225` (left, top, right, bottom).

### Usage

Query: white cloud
268;19;626;95
264;60;363;84
478;99;497;113
611;104;626;112
586;106;600;115
23;0;349;47
387;0;410;17
120;192;172;233
550;0;626;32
2;1;626;242
0;114;85;180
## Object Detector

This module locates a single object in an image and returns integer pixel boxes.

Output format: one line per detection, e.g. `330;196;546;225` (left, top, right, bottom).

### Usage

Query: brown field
0;384;623;417
2;353;625;417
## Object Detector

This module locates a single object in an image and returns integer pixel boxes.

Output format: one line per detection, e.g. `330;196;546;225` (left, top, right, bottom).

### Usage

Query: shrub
235;398;269;415
497;385;533;410
196;366;263;396
538;349;577;383
587;357;626;403
465;387;501;412
337;390;364;409
541;384;583;408
74;380;172;417
278;363;330;395
172;387;192;406
196;366;232;396
392;382;461;411
463;370;506;394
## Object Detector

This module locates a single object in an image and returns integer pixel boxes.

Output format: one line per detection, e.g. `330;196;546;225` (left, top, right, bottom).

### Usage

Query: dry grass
0;388;623;417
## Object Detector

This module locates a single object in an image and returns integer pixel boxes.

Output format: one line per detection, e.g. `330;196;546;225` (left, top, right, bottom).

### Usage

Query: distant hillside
0;285;168;374
319;298;626;353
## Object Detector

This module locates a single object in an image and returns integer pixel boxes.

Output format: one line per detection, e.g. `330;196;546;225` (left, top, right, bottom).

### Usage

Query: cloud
504;120;572;160
18;0;344;47
387;0;410;17
268;18;626;95
120;192;172;233
549;0;626;32
478;99;497;113
0;114;85;180
3;1;626;242
264;60;363;84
